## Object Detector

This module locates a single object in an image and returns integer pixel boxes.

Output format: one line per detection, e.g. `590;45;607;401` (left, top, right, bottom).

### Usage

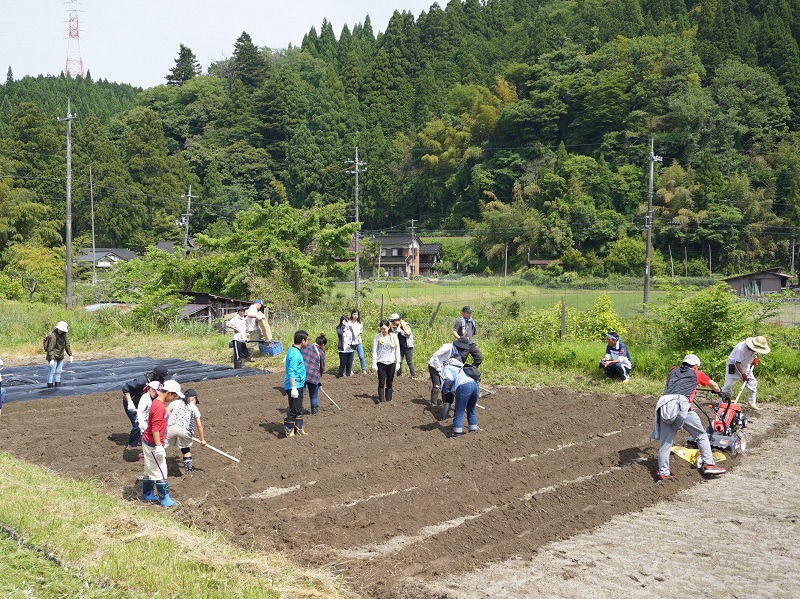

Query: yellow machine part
671;446;726;465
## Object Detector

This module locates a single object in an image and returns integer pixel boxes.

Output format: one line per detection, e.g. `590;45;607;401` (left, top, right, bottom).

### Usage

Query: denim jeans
452;380;480;433
123;396;141;447
306;382;320;411
338;351;354;377
47;359;64;383
355;343;366;372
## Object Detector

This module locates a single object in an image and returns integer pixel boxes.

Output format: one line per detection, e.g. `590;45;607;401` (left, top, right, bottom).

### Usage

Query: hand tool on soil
476;403;486;410
479;385;496;396
193;437;240;462
321;387;341;410
731;364;753;404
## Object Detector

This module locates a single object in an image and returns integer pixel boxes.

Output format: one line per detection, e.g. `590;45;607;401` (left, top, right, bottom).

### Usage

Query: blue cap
255;299;263;305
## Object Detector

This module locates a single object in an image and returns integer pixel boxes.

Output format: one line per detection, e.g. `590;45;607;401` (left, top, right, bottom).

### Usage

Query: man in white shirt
247;299;272;342
720;336;770;410
227;307;249;368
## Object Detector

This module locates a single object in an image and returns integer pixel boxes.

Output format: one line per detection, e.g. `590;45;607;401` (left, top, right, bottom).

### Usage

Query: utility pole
643;138;662;314
57;99;77;309
409;218;417;278
346;147;366;307
180;184;197;259
504;242;508;287
89;165;96;285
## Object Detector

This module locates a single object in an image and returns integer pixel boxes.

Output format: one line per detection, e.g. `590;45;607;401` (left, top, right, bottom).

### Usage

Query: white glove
372;365;378;372
153;445;166;459
126;401;135;413
290;387;299;398
395;364;401;373
69;355;73;363
49;360;55;367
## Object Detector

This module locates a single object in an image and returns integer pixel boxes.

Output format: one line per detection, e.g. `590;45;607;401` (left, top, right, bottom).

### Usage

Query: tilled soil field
0;370;790;597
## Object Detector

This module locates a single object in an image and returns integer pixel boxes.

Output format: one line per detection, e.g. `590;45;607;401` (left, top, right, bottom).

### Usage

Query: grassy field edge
0;452;346;599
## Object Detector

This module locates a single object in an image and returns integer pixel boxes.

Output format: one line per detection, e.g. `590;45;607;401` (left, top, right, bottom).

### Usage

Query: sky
2;0;437;89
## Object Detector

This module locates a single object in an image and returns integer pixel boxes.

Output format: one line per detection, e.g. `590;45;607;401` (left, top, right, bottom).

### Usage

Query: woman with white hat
45;321;73;389
720;335;770;410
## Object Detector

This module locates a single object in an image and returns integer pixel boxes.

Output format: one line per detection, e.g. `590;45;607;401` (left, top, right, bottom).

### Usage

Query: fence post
428;302;442;331
561;296;566;340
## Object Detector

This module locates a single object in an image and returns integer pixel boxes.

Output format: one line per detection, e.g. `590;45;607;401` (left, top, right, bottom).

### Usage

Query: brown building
372;235;441;278
722;267;792;297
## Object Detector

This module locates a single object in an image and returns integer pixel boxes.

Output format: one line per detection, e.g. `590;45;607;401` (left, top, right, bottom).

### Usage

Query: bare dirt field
1;370;797;598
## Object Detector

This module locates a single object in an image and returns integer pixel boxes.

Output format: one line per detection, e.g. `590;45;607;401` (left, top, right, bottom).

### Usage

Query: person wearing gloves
442;354;481;437
166;388;206;473
45;321;72;389
301;334;327;414
372;319;401;403
720;336;770;410
349;309;367;374
227;306;249;368
136;380;163;444
0;357;5;417
390;313;416;378
283;330;309;437
650;354;726;481
599;332;633;382
428;336;471;416
336;315;355;378
141;379;183;507
122;364;169;453
247;299;272;342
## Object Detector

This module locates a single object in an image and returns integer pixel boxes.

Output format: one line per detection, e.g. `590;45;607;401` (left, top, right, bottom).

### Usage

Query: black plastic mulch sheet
0;357;270;403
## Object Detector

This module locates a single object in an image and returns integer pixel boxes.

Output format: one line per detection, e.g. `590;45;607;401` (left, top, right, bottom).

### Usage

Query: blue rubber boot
141;479;158;502
155;481;177;507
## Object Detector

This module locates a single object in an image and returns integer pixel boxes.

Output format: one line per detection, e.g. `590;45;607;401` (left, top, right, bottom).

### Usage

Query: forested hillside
2;0;800;306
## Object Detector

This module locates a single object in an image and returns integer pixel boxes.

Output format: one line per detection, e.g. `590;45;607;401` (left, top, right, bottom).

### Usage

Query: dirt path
0;371;795;598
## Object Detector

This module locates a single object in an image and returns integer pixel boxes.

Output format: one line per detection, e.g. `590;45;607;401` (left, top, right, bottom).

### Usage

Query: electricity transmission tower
65;0;84;78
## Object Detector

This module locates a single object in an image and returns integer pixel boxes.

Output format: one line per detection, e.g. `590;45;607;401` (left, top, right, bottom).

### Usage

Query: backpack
42;334;52;353
462;364;482;382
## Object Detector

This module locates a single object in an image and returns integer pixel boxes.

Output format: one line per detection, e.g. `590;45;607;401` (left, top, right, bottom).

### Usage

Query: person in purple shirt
301;334;327;415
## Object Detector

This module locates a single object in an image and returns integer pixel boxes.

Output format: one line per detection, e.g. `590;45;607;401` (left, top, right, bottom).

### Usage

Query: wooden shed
722;267;792;297
178;292;250;323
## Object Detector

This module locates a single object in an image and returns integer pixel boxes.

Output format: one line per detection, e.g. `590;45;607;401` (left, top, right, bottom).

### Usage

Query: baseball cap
184;388;199;403
254;299;263;305
56;321;69;332
682;354;701;366
162;379;185;398
152;364;169;378
146;380;162;392
461;306;472;313
389;313;400;320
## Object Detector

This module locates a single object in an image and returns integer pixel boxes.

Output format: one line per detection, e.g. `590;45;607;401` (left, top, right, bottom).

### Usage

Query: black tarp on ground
0;358;270;403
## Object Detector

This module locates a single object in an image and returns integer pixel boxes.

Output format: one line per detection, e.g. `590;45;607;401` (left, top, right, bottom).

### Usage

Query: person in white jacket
427;336;471;413
372;319;400;403
227;307;249;367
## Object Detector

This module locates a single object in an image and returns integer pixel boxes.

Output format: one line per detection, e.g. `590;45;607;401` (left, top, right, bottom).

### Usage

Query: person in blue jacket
283;330;309;437
599;332;632;381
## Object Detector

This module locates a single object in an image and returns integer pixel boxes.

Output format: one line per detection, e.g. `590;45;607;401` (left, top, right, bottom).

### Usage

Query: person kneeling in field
141;379;184;507
166;388;206;473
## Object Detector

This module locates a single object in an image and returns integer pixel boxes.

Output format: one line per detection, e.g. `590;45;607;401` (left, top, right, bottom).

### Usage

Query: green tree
166;44;201;86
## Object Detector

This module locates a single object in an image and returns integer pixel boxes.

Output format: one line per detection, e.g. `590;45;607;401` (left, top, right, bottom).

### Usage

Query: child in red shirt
141;379;184;506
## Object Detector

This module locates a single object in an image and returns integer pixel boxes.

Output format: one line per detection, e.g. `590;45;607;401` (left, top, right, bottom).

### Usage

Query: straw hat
745;336;770;354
